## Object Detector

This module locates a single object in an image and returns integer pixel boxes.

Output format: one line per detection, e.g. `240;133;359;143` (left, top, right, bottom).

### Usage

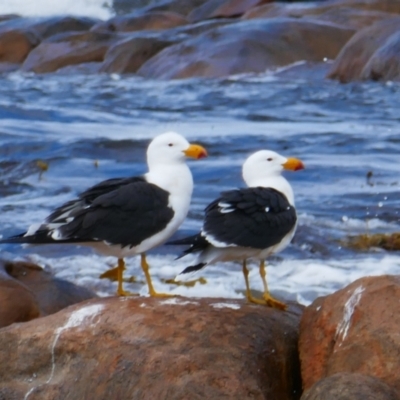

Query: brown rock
101;36;176;73
172;18;234;36
301;373;400;400
310;8;397;30
0;24;40;63
361;30;400;81
188;0;271;22
328;17;400;82
299;275;400;394
244;0;400;21
138;18;354;79
0;268;40;328
3;260;97;316
21;31;121;73
0;297;302;399
143;0;211;16
93;11;188;32
10;16;99;39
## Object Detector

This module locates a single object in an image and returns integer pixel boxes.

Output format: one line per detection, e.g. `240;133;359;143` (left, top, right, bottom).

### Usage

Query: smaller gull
170;149;304;309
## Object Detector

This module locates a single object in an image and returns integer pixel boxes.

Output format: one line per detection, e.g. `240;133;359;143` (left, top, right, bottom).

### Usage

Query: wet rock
0;22;40;63
301;373;400;400
92;11;188;32
299;275;400;394
244;0;400;21
21;31;121;73
56;62;103;74
310;8;397;30
101;36;176;73
328;17;400;82
0;297;302;399
171;18;234;36
20;16;99;39
188;0;270;23
143;0;211;16
0;62;19;73
361;30;400;81
138;18;354;79
0;266;40;328
3;260;97;316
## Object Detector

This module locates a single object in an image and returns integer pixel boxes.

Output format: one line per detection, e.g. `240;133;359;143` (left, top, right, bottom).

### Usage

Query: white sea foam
26;251;400;307
0;0;114;19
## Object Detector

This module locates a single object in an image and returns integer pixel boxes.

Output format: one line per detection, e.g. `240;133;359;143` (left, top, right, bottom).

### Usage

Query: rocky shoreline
1;259;400;399
0;0;399;81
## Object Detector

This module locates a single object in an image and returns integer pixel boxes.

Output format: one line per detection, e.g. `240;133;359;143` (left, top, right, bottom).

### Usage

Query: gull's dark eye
267;158;273;161
168;143;173;147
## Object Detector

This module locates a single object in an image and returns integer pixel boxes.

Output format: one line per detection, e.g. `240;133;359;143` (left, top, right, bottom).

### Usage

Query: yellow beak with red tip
183;144;208;159
282;158;304;171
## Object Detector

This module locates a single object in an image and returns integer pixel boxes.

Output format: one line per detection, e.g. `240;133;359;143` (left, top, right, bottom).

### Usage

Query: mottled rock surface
0;20;40;63
299;275;400;395
328;17;400;82
92;11;188;33
138;18;354;79
301;373;400;400
101;36;176;73
21;31;121;73
188;0;271;22
361;30;400;81
0;297;302;400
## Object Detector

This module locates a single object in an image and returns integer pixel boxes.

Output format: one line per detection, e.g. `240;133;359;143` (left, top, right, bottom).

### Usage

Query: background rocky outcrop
1;0;400;81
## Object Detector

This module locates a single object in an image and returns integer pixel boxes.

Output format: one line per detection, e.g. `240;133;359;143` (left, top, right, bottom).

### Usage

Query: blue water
0;69;399;303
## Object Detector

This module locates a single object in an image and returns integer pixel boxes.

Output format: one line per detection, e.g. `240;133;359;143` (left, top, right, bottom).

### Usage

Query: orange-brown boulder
3;260;97;316
0;267;40;328
301;373;400;400
299;275;400;395
0;23;40;63
0;297;303;399
21;31;121;73
138;18;354;79
188;0;271;23
328;17;400;82
361;30;400;81
92;11;188;32
101;36;176;73
0;16;98;65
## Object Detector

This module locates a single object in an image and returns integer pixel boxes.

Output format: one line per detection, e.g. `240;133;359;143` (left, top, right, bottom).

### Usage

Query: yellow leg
116;258;137;297
141;254;174;298
259;260;287;310
99;264;141;284
242;260;266;305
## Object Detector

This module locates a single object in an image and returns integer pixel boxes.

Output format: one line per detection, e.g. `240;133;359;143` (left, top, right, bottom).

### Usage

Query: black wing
2;177;174;248
46;177;146;223
202;187;297;249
